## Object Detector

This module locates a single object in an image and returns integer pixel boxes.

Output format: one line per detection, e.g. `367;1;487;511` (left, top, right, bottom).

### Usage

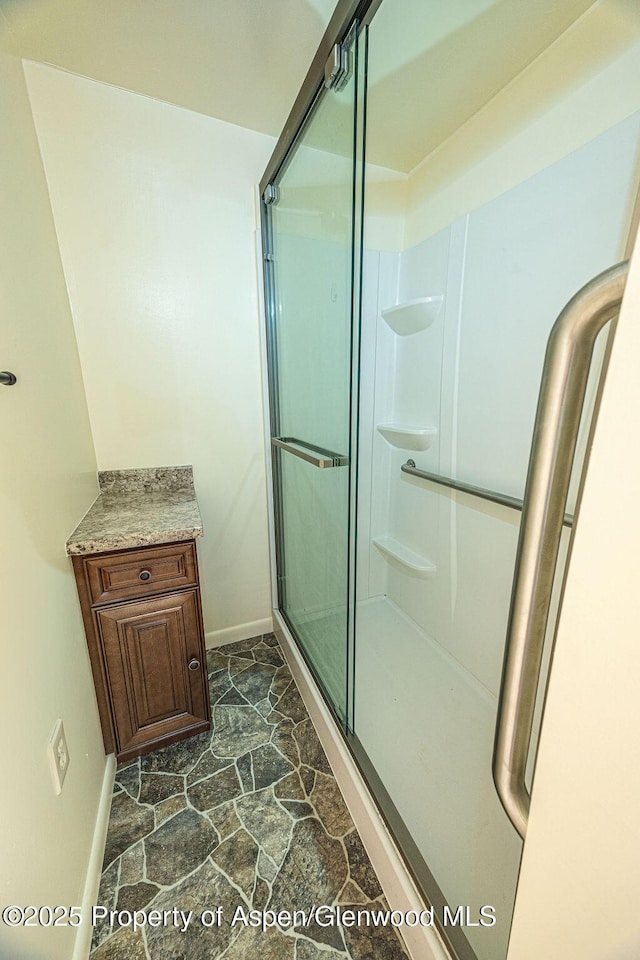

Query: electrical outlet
48;720;70;795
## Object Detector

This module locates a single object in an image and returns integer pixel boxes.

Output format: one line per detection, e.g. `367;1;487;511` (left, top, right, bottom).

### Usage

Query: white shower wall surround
354;109;640;960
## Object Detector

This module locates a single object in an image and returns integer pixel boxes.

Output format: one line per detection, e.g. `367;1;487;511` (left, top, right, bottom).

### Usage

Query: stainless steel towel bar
493;260;628;839
401;459;573;528
271;436;349;468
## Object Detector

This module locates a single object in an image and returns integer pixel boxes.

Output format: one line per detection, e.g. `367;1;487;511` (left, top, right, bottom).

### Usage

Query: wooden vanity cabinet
72;540;211;762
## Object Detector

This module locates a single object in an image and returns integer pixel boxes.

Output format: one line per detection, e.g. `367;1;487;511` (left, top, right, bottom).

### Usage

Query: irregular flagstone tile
187;764;242;811
221;924;295;960
293;721;332;775
236;788;293;865
271;720;300;768
211;704;273;755
90;926;148;960
229;656;256;677
251;743;294;790
139;772;184;806
91;858;120;950
276;681;308;724
343;831;383;901
256;697;273;718
206;647;231;674
269;818;348;951
233;661;276;704
258;849;278;883
220;636;260;659
154;794;187;827
271;665;294;699
186;749;231;786
207;800;241;840
144;808;218;886
219;685;250;706
92;634;408;960
251;642;284;667
145;859;239;960
274;770;306;801
116;881;160;914
310;773;354;839
102;791;155;870
254;876;270;910
264;633;279;647
118;841;144;887
140;731;212;775
209;670;233;705
296;939;349;960
338;879;369;907
266;709;287;726
293;918;345;953
300;765;316;795
280;800;314;820
236;752;254;793
341;906;409;960
210;828;259;899
114;761;140;801
115;758;138;773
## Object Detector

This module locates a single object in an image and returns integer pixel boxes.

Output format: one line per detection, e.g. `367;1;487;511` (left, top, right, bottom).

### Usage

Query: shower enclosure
260;2;639;958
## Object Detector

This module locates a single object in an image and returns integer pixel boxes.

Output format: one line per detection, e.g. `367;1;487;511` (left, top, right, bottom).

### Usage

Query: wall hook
0;372;17;386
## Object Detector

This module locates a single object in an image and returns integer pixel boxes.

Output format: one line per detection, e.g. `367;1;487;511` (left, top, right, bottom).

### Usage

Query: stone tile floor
90;633;410;959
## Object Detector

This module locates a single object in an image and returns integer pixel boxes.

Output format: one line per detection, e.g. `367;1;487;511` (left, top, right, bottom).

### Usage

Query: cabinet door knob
139;569;152;581
188;658;200;671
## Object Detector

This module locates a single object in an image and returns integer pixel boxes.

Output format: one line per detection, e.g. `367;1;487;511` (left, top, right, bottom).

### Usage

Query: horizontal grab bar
272;436;349;468
401;459;573;528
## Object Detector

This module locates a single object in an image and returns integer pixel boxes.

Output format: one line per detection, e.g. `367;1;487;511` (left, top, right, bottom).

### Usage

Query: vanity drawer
84;542;198;605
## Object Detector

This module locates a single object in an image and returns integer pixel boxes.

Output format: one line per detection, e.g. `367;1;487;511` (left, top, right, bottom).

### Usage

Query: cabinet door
97;590;209;758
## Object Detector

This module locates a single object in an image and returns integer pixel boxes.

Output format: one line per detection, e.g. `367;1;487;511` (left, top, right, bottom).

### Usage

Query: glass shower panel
354;2;638;959
266;32;360;723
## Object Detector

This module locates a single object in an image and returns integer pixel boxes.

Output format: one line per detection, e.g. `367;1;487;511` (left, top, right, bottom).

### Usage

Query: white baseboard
73;754;116;960
273;610;450;960
205;616;273;649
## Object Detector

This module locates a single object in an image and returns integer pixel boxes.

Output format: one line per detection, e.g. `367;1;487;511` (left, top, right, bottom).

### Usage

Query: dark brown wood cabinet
73;540;211;762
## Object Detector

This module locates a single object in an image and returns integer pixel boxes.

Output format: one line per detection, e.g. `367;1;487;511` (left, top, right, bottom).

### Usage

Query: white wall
0;50;106;960
507;228;640;960
23;62;276;645
363;109;639;689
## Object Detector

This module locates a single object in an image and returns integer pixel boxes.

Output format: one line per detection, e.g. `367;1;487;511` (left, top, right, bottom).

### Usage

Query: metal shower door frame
260;16;367;733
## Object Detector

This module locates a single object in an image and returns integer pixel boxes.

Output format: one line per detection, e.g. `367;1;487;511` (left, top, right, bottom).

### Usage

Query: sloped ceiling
366;0;600;173
0;0;337;136
1;0;627;176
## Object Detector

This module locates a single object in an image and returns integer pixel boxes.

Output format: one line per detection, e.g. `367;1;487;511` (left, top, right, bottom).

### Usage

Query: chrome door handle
271;436;349;468
493;260;628;839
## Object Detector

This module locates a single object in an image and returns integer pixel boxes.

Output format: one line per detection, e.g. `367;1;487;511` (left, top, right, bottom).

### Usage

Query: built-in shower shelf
372;537;436;578
381;296;443;335
376;424;437;451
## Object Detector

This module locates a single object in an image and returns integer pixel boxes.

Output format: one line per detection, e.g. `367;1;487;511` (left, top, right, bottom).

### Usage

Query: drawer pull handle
188;659;200;672
139;570;152;582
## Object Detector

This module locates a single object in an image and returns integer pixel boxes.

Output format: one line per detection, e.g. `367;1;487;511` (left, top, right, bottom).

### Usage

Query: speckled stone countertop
65;466;203;557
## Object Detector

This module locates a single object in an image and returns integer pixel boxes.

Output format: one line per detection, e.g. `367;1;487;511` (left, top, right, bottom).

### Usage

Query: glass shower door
264;29;362;724
351;3;637;959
